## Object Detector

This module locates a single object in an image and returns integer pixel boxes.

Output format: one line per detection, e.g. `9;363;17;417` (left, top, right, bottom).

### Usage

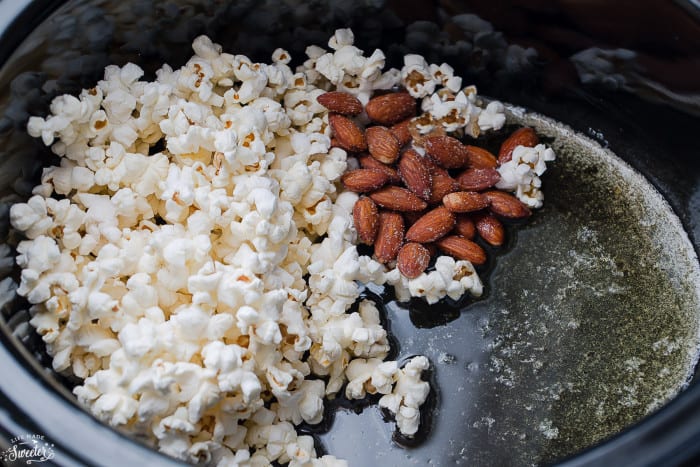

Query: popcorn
401;55;436;98
388;256;484;305
417;86;505;137
378;356;431;437
496;143;557;208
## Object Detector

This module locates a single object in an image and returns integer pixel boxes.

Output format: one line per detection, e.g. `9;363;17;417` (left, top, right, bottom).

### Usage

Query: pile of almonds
318;90;541;280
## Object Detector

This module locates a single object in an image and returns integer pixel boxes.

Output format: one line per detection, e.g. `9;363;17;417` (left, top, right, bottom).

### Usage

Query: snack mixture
10;30;554;466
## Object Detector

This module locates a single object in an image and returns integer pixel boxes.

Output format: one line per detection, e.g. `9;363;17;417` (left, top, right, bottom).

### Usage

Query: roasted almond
358;154;401;184
456;167;501;191
465;145;498;169
424;135;470;169
442;191;490;213
454;215;476;240
328;114;367;152
374;211;405;264
498;127;539;164
353;197;379;245
424;159;459;204
341;169;389;193
365;92;417;125
366;126;400;164
435;235;487;265
370;186;428;212
397;242;431;279
317;91;363;115
483;190;532;219
398;149;432;200
405;206;456;243
389;119;413;147
474;212;505;246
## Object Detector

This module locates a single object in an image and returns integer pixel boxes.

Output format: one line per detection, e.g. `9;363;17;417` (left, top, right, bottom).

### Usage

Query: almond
374;211;405;264
465;145;498;169
435;235;487;265
341;169;389;193
454;215;476;240
424;135;470;169
366;126;400;164
405;206;456;243
390;119;413;147
474;212;505;246
456;167;501;191
483;190;532;219
358;154;401;184
365;92;417;125
425;159;459;204
398;149;432;200
370;186;428;212
329;114;367;152
498;127;539;164
442;191;490;213
397;242;431;279
317;91;363;115
353;197;379;245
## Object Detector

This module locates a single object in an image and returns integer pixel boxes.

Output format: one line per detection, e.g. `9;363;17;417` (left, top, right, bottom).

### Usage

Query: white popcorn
496;143;556;208
478;100;507;132
388;256;484;304
379;356;430;437
401;55;436;98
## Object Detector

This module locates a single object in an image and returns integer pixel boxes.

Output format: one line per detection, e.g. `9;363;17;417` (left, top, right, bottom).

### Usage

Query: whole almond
483;190;532;219
424;158;459;204
499;127;539;164
454;215;476;240
456;167;501;191
398;149;432;200
370;186;428;212
353;197;379;245
329;114;367;152
436;235;487;265
375;211;405;264
474;212;505;246
390;119;413;147
342;169;389;193
405;206;456;243
366;126;400;164
443;191;490;213
317;91;363;116
424;135;470;169
465;145;498;169
365;92;417;125
397;242;431;279
358;154;401;184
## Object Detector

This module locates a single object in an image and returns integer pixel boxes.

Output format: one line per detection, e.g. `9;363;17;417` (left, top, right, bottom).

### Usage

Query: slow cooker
1;1;699;466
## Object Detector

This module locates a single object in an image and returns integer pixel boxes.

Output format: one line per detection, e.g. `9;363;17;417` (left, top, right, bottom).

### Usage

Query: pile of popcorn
8;29;548;465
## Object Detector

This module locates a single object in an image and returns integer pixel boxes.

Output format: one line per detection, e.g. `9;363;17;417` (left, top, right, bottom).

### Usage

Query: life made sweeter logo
2;434;55;465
